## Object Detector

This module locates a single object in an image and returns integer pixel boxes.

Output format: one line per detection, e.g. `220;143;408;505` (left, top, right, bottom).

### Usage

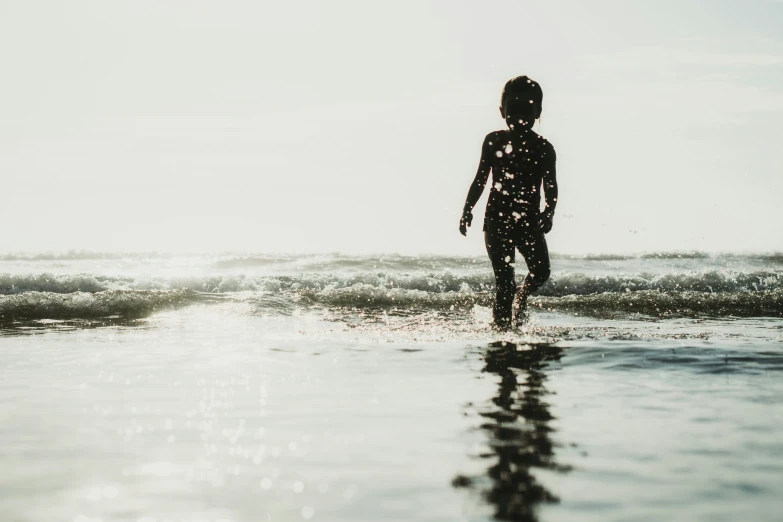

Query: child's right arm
459;134;494;236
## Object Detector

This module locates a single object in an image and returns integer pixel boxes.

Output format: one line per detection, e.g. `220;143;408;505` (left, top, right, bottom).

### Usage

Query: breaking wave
534;289;783;318
0;273;126;294
298;285;490;310
1;262;781;320
1;270;780;296
0;290;195;322
299;286;783;318
539;270;781;295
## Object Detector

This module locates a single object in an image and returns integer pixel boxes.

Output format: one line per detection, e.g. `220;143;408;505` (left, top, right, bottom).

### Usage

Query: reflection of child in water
459;76;558;330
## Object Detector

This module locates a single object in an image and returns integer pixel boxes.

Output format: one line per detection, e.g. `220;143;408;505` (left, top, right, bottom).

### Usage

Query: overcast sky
2;0;782;255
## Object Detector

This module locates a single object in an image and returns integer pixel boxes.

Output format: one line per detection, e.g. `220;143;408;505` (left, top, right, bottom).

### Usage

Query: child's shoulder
531;131;556;158
482;130;507;147
528;130;555;149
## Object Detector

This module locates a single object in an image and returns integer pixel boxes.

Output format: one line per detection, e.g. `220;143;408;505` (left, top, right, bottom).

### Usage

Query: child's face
500;96;541;130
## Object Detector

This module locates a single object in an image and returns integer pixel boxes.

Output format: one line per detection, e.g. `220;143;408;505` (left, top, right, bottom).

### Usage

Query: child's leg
515;229;551;311
484;229;516;329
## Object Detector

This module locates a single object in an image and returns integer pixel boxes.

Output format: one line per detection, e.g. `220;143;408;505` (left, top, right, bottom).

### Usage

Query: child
459;76;558;330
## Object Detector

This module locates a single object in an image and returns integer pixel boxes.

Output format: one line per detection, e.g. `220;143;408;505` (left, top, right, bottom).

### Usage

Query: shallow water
542;342;783;522
1;253;782;521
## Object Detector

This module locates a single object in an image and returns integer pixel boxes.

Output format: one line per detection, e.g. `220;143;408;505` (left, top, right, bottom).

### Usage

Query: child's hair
501;76;543;110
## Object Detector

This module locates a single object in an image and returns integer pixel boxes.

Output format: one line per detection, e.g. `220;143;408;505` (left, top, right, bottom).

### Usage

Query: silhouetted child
459;76;558;330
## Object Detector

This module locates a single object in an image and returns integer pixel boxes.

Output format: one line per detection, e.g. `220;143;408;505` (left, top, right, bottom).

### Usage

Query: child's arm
539;145;558;233
459;134;494;236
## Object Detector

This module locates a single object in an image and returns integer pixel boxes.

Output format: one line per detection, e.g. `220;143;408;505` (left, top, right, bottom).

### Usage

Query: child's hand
459;211;473;236
539;212;553;234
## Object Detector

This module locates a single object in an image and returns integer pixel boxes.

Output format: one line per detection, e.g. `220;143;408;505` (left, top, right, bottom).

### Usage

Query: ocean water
1;252;782;522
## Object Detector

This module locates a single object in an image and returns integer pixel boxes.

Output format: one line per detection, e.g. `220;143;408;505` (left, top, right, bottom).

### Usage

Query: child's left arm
540;145;558;234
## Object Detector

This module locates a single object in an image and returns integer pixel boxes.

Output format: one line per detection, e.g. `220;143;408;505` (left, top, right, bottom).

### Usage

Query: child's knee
532;264;550;283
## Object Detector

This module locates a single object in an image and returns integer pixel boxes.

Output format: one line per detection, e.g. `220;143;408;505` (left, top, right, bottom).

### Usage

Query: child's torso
484;129;550;226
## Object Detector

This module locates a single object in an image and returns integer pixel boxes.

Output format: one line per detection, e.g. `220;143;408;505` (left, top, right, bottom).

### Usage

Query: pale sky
2;0;782;255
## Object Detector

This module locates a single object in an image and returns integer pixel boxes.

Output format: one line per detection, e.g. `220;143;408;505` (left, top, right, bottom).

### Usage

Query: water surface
1;252;781;521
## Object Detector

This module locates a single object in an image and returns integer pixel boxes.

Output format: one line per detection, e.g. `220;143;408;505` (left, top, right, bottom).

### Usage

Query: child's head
500;76;543;130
